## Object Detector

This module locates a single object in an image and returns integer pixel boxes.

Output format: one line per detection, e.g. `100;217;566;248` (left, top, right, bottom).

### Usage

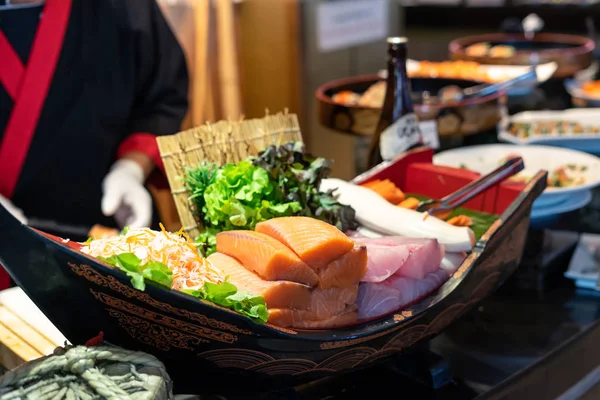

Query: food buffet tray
449;33;594;79
316;75;504;138
404;59;557;92
498;108;600;154
0;147;546;394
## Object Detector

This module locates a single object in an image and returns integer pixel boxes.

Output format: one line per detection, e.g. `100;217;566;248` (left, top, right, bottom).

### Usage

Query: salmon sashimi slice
216;231;318;287
207;252;356;314
207;252;312;309
255;217;355;269
307;285;359;319
268;305;358;329
317;244;368;289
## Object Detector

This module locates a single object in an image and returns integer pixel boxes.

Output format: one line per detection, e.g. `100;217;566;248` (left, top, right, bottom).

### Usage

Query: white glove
0;193;27;224
101;159;152;229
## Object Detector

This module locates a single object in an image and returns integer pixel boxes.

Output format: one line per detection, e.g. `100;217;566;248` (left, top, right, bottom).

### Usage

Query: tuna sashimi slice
256;217;355;269
216;230;318;287
208;252;358;316
317;244;368;289
268;305;358;329
356;269;450;320
355;236;444;282
359;242;410;283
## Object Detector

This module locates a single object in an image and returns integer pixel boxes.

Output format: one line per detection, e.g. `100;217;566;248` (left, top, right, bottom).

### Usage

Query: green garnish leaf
111;253;144;290
185;281;269;324
142;268;173;288
120;226;130;236
84;237;93;244
114;253;141;273
98;255;118;266
99;253;173;292
140;260;173;288
203;281;238;301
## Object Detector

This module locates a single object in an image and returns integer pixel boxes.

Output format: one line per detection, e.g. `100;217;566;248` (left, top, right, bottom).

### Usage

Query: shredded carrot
446;215;473;227
80;227;223;291
397;197;420;210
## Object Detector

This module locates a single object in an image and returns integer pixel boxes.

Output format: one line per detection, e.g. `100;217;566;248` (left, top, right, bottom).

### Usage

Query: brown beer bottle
368;37;423;169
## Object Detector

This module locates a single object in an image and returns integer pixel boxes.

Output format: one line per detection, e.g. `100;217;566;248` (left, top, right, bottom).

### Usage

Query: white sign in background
316;0;388;53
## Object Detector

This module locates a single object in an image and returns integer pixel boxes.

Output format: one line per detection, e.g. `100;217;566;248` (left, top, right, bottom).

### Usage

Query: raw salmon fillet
216;231;318;287
207;252;357;315
268;305;358;329
317;244;368;289
307;285;359;319
207;252;312;309
256;217;355;268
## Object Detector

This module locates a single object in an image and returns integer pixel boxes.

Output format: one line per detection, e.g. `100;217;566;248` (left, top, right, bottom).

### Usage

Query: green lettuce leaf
98;253;172;291
187;159;303;256
184;281;269;324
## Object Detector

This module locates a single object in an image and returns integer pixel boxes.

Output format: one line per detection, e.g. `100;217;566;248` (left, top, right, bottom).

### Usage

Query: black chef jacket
0;0;189;233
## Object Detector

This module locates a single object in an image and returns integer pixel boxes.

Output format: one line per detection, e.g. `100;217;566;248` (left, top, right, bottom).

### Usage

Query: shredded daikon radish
80;226;223;290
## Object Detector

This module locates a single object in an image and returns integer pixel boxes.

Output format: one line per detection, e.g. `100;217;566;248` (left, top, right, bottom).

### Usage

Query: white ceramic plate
433;144;600;208
530;189;592;219
498;108;600;154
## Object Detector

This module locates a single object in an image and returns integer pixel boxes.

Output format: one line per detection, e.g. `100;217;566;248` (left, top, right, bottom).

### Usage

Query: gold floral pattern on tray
91;290;238;344
68;263;252;335
106;309;209;352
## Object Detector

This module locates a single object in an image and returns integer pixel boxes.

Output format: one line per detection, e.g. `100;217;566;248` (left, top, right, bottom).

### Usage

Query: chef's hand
101;159;152;229
0;194;27;224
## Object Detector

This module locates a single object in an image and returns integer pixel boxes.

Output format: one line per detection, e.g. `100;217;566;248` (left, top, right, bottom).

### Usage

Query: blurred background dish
564;77;600;107
432;144;600;210
399;59;558;96
318;75;505;140
498;108;600;154
565;233;600;288
530;189;593;228
449;32;594;79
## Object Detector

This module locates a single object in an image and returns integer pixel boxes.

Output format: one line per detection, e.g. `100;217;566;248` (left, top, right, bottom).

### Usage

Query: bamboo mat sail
156;111;303;239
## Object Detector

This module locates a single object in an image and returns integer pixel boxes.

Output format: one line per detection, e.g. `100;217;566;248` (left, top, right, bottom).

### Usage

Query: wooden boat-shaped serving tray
0;148;546;394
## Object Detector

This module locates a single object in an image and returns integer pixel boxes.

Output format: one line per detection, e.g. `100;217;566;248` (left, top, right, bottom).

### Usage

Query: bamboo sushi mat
0;288;67;370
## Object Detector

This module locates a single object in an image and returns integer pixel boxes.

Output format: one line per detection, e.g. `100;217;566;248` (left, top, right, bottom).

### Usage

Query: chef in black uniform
0;0;189;235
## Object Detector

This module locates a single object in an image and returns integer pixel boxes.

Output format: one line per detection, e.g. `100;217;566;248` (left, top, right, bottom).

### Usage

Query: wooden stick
192;0;211;126
216;0;243;120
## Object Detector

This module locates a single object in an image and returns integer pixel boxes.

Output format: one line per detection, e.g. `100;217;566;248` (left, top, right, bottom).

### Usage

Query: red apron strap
0;0;73;199
0;33;25;100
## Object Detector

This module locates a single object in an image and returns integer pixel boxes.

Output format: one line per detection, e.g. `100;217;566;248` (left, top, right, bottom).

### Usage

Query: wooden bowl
449;33;594;79
0;148;546;394
316;75;506;138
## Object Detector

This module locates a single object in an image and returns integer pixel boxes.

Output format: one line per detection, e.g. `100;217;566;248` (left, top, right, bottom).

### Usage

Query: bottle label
419;120;440;149
379;113;422;161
